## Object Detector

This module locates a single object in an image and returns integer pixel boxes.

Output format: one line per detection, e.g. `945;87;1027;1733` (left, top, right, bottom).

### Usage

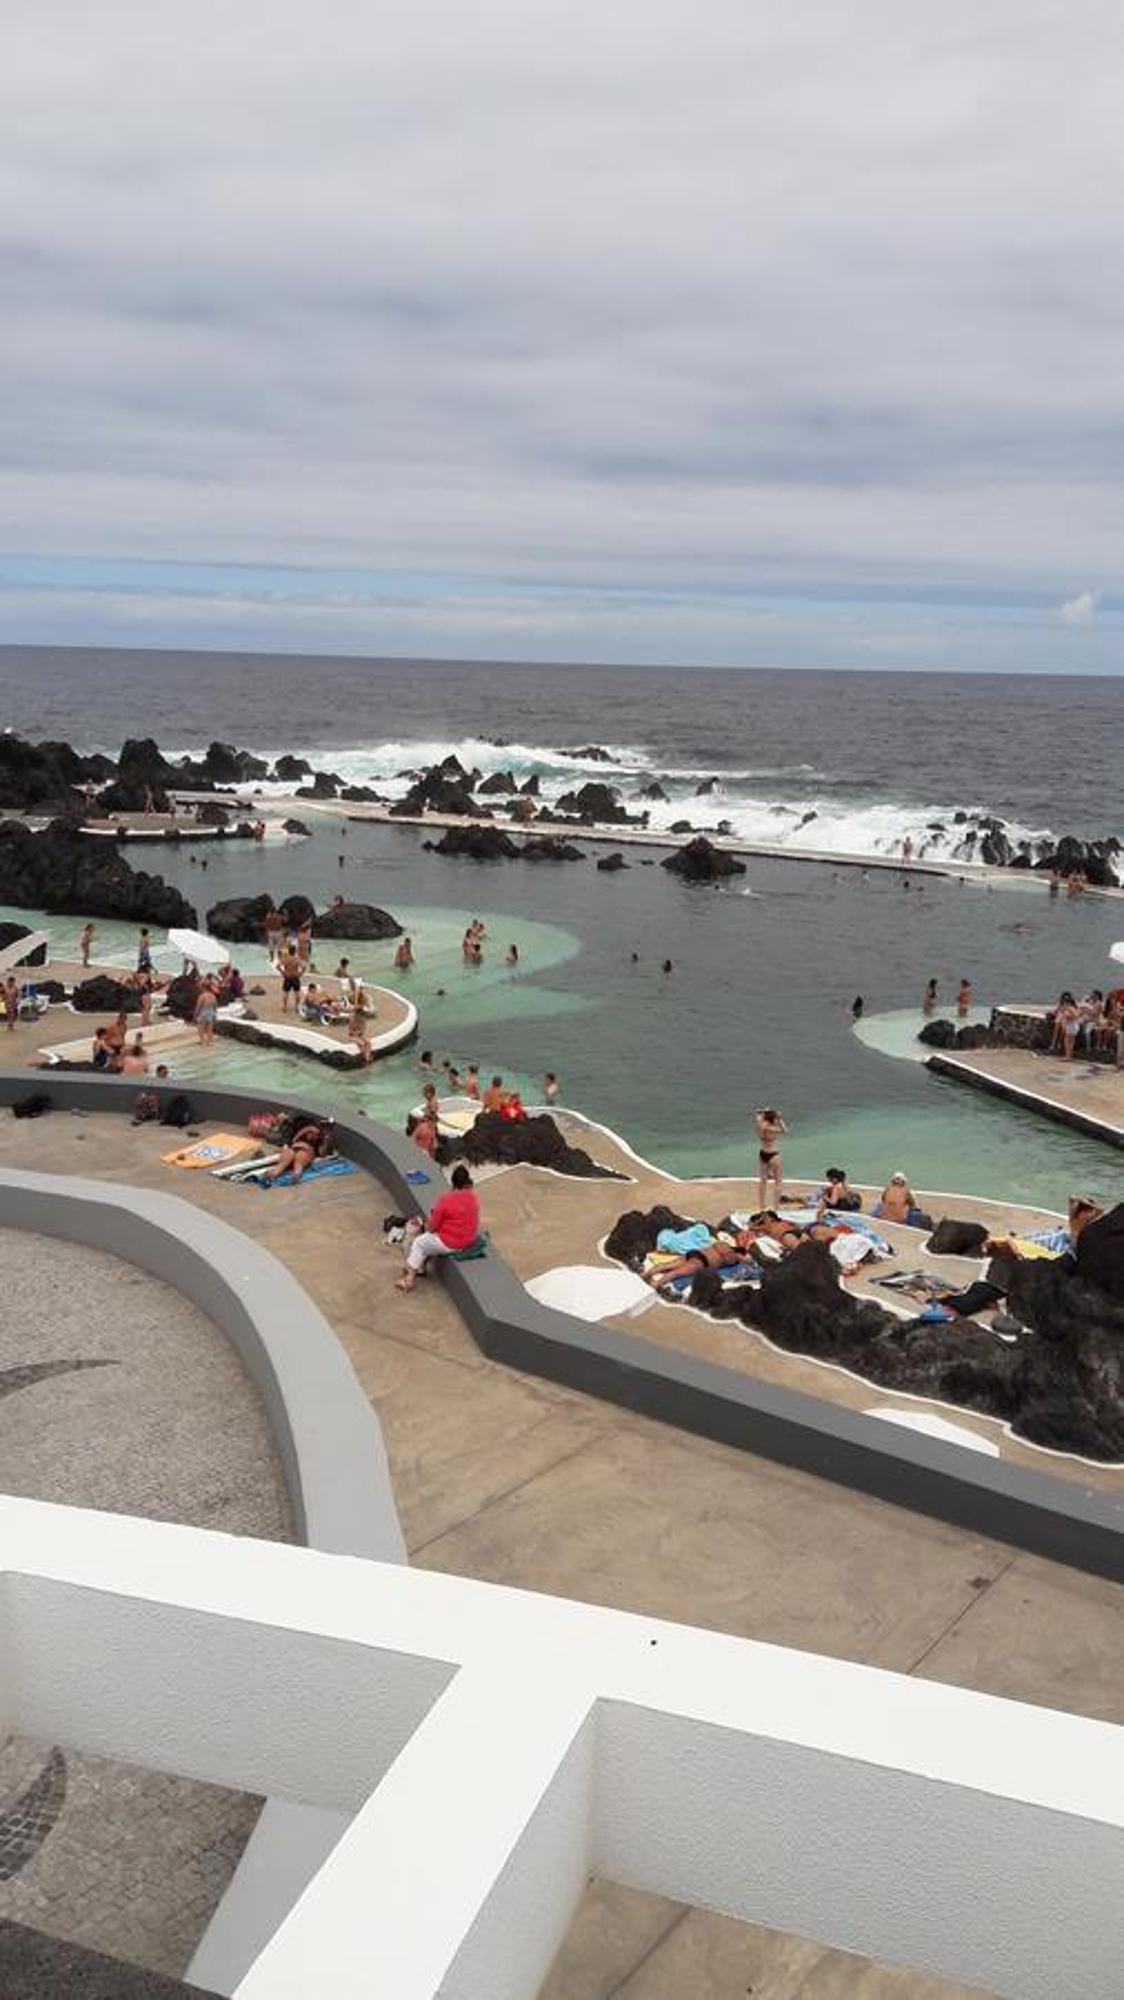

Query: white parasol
1110;942;1124;965
167;927;230;967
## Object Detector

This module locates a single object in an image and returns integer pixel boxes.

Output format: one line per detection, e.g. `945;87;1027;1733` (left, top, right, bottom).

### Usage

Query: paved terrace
0;1103;1121;1994
0;1225;291;1979
8;960;413;1070
926;1043;1124;1149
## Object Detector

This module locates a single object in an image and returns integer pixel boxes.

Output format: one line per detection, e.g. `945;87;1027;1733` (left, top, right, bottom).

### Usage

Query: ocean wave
197;732;1069;865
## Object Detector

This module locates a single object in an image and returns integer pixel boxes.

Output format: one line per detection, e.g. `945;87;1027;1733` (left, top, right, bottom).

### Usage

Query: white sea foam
191;732;1072;866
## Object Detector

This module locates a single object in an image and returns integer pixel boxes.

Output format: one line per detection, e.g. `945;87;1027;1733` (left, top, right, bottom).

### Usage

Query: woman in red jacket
396;1165;480;1292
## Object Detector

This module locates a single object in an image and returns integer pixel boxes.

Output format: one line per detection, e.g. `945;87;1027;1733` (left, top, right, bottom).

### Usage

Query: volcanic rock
205;894;274;942
296;772;340;799
98;737;175;813
424;825;520;860
555;782;631;824
272;755;312;782
519;775;540;796
279;894;315;930
464;1110;626;1180
390;764;487;817
669;820;695;835
0;735;109;816
558;744;613;763
70;974;142;1015
0;820;194;926
201;741;269;785
637;781;670;801
282;817;312;836
340;785;382;803
662;836;746;882
312;902;402;940
695;776;720;796
917;1020;957;1049
597;852;629;872
194;800;232;828
478;771;518;795
520;836;585;862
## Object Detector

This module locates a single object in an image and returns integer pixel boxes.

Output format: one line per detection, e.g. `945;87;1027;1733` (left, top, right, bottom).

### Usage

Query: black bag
160;1094;195;1129
928;1218;989;1257
12;1092;51;1120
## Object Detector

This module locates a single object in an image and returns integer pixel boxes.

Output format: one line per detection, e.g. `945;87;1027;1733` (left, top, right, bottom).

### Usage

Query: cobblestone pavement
0;1226;292;1976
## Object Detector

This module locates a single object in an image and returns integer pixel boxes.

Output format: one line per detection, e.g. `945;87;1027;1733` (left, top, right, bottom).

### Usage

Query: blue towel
656;1223;713;1254
406;1168;431;1184
664;1259;760;1296
256;1157;358;1190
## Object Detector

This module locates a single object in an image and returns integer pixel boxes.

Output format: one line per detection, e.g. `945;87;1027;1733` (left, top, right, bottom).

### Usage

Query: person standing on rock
78;922;95;967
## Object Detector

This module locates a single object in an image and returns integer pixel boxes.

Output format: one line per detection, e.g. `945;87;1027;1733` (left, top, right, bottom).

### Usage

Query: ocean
2;648;1120;860
2;646;1121;1206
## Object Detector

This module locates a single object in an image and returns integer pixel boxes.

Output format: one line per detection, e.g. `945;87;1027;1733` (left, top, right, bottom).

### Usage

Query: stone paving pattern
0;1224;291;1977
0;1110;1121;1996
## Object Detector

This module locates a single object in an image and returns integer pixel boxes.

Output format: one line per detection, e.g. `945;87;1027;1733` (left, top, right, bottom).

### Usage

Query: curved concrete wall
0;1069;1120;1584
0;1167;405;1566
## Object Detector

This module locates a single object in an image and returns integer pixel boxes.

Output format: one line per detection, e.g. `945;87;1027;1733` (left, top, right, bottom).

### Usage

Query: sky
3;2;1123;672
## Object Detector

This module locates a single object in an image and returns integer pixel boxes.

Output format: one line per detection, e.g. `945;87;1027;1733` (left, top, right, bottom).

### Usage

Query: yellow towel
163;1132;258;1169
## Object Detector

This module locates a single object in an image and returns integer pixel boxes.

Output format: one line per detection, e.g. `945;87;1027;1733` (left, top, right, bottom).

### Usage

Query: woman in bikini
264;1117;335;1183
754;1107;788;1211
651;1240;750;1293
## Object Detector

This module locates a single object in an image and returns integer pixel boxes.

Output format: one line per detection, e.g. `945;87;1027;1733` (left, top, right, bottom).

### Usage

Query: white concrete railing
0;1494;1120;2000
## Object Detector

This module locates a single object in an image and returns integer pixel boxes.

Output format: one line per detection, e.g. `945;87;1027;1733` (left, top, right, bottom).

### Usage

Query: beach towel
164;1133;257;1170
253;1156;358;1189
656;1223;712;1254
406;1168;431;1185
662;1259;761;1296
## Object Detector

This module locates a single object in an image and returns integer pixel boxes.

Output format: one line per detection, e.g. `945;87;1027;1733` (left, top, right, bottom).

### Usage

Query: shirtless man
652;1239;750;1292
754;1107;788;1210
874;1173;917;1224
279;944;302;1013
119;1034;150;1076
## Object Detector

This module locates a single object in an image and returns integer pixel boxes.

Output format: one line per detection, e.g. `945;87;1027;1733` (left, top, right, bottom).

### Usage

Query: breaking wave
225;733;1066;865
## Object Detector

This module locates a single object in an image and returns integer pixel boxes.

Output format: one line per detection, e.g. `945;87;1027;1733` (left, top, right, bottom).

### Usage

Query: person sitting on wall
396;1164;481;1292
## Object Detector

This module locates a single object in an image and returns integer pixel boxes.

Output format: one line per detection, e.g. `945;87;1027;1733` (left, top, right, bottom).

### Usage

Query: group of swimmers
923;976;973;1014
461;920;520;968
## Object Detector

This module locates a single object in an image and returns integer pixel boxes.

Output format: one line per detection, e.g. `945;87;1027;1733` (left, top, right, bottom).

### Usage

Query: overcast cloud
2;1;1122;669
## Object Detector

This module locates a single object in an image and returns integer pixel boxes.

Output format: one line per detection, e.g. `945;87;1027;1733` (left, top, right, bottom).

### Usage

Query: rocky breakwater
0;820;196;926
553;781;648;828
463;1110;626;1180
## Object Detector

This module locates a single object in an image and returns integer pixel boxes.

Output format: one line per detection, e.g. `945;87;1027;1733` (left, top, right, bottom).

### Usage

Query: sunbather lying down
650;1240;749;1291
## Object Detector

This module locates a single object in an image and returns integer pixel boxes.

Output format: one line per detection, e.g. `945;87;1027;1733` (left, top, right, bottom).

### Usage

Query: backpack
12;1092;51;1120
160;1094;195;1129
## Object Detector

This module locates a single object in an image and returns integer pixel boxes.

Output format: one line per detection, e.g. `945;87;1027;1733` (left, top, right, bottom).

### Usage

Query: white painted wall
0;1495;1120;2000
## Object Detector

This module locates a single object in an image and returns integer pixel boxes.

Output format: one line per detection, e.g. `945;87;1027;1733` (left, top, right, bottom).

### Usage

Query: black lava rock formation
282;817;312;836
0;821;195;926
662;836;746;882
520;836;585;862
463;1111;626;1180
605;1204;1124;1460
0;736;111;816
312;901;402;939
70;974;142;1015
597;852;630;871
205;894;274;941
479;771;518;795
272;755;312;782
555;782;636;824
424;825;520;860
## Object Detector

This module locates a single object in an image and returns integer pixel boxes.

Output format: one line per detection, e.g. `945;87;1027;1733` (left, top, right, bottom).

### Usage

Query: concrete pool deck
471;1111;1124;1495
926;1044;1124;1149
2;959;414;1072
1;1098;1121;1993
